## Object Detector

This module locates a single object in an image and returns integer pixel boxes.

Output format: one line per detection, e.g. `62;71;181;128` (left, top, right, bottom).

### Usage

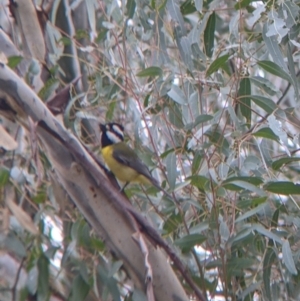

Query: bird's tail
150;177;174;200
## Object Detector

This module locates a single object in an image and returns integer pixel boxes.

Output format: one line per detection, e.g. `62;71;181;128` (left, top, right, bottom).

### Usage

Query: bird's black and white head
100;123;124;147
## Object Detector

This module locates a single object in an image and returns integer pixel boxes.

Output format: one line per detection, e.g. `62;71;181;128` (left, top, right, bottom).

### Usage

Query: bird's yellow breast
101;146;151;185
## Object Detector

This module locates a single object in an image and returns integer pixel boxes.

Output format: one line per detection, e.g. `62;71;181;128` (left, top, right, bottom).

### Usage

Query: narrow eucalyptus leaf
166;0;186;35
258;60;292;83
126;0;136;18
174;234;207;253
165;152;177;189
167;85;187;105
206;54;230;77
272;157;300;171
264;181;300;195
251;95;276;114
282;240;298;275
204;12;215;57
238;78;251;126
262;23;288;72
136;66;162;77
235;203;268;223
263;248;277;300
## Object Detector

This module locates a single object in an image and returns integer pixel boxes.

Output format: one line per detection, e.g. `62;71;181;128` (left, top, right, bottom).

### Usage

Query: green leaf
205;127;230;156
7;56;23;68
91;237;105;252
0;168;9;187
219;221;230;241
235;203;268;223
136;66;162;77
32;192;46;204
165;152;176;189
174;234;207;253
194;0;203;12
108;260;123;277
229;227;253;246
222;176;263;186
234;0;252;9
262;24;288;73
188;175;209;191
190;221;209;234
235;182;263;196
263;248;277;301
180;0;196;15
166;0;186;36
253;128;280;142
287;42;299;101
253;224;282;244
227;258;256;277
271;207;280;229
96;28;109;42
222;178;265;195
185;114;213;130
250;76;277;96
44;246;59;260
206;259;222;269
71;219;91;248
169;103;184;128
79;262;90;284
252;196;268;206
107;83;120;99
238;78;251;126
194;114;213;125
258;60;293;84
264;181;300;195
143;94;150;108
97;265;121;301
106;100;117;121
237;196;267;210
282;240;297;275
107;277;122;301
163;213;183;234
251;95;276;114
27;267;38;294
272;157;300;171
191;151;203;174
167;85;187;105
157;0;168;10
206;54;230;77
69;274;90;301
204;12;215;57
75;29;89;40
38;78;59;101
37;254;49;301
60;36;72;46
126;0;136;18
178;36;194;70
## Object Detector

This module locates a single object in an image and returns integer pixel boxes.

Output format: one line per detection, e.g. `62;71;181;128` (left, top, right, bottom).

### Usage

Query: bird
100;122;172;198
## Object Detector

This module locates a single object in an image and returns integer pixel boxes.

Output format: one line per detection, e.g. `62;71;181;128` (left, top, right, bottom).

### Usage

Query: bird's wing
112;144;156;182
112;144;173;198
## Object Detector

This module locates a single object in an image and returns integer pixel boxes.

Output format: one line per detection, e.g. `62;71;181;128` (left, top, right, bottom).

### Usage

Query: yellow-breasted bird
100;122;172;197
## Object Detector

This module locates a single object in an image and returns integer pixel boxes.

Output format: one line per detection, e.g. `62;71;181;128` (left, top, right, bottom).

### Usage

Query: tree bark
0;64;191;301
